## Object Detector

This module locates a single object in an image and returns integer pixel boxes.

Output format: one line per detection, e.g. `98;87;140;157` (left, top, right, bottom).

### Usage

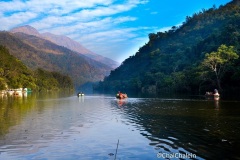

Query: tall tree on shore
202;44;239;91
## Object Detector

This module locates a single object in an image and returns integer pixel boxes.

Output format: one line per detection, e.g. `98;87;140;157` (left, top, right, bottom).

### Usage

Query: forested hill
10;25;119;69
0;46;73;91
95;0;240;94
0;31;111;87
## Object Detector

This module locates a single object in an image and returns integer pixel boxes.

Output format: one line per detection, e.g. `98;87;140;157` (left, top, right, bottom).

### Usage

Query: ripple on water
1;95;240;159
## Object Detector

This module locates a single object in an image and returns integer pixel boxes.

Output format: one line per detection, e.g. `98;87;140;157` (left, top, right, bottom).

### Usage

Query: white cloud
0;0;147;29
0;0;153;62
73;26;156;62
0;11;38;29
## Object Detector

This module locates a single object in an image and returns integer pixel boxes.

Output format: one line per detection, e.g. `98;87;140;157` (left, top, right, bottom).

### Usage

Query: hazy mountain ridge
0;31;111;87
10;25;119;68
10;25;41;37
41;32;95;55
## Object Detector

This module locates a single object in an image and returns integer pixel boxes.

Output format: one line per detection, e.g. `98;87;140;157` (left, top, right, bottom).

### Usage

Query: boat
7;89;14;96
116;93;128;99
77;92;84;97
205;90;220;99
12;88;23;96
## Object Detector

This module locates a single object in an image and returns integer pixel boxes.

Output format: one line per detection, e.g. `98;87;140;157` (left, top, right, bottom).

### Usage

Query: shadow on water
111;96;240;159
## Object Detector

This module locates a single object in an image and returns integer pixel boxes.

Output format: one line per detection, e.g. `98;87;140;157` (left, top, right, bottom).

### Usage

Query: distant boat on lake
77;92;84;97
116;92;128;99
205;89;220;99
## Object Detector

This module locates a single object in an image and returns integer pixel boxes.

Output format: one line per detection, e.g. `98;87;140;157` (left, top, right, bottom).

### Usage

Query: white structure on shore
1;88;30;97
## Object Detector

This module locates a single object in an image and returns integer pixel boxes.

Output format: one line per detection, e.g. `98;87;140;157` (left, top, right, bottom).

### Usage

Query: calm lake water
0;92;240;160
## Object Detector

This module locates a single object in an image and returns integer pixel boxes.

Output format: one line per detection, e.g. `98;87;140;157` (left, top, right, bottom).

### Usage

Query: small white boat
77;92;84;97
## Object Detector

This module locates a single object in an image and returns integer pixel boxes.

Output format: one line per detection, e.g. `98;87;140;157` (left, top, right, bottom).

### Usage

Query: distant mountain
95;0;240;94
0;45;73;90
10;25;41;37
42;32;95;55
0;31;111;87
10;25;119;69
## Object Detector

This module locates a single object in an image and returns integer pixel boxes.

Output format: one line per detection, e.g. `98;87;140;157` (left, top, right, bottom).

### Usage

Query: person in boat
214;89;219;96
118;91;122;98
117;91;128;99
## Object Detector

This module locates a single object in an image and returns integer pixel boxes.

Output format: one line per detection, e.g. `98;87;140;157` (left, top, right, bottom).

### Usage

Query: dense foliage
95;0;240;94
0;46;73;91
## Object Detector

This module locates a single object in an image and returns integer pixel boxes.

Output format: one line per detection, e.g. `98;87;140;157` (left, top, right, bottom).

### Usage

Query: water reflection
78;96;85;103
113;98;240;159
214;98;220;110
116;99;128;108
0;94;240;159
0;92;36;137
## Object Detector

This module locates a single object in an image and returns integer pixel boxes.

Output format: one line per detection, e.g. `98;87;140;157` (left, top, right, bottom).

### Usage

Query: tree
202;44;239;91
0;77;7;90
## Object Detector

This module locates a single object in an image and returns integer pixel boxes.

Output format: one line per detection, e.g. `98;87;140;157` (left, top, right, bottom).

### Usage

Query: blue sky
0;0;231;63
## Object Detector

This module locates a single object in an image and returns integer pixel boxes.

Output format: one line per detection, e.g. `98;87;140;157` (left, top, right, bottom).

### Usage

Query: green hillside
0;32;111;87
95;0;240;95
0;45;73;91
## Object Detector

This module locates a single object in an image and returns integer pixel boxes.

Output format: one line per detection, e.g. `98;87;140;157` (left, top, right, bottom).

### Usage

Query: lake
0;92;240;159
